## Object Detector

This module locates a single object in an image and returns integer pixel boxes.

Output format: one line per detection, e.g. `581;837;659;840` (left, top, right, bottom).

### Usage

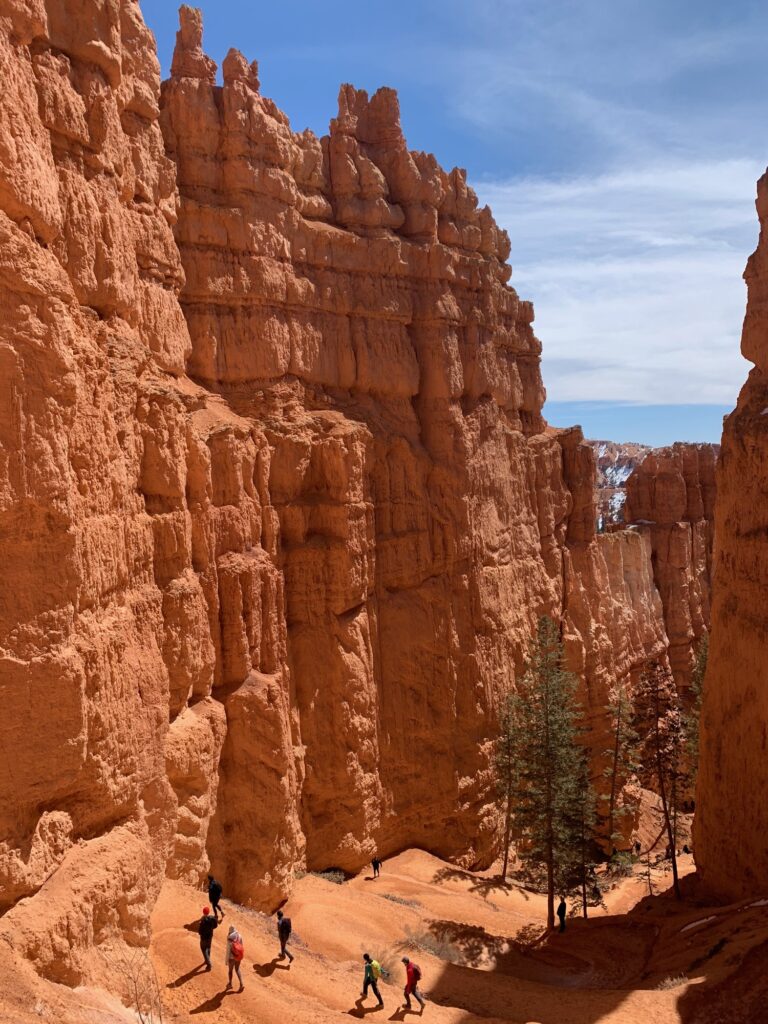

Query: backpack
371;960;382;979
412;962;422;982
231;938;244;961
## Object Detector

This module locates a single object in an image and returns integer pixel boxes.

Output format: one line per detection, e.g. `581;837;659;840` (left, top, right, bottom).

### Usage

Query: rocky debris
0;0;712;986
695;169;768;901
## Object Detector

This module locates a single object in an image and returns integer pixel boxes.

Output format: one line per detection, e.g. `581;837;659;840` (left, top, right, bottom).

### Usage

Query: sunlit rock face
624;443;717;692
695;170;768;901
0;0;713;984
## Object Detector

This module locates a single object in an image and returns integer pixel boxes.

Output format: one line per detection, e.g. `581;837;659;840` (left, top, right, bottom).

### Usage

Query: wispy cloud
476;157;763;404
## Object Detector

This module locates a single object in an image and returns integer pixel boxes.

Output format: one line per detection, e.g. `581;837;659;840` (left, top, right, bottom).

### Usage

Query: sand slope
151;850;697;1024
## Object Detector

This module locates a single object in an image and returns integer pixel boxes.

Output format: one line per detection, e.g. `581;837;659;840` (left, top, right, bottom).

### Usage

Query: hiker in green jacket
360;952;385;1007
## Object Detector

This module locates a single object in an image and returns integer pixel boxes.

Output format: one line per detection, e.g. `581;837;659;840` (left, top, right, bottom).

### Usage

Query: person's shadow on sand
347;997;385;1017
167;964;207;988
253;958;290;977
190;989;228;1014
388;1006;424;1021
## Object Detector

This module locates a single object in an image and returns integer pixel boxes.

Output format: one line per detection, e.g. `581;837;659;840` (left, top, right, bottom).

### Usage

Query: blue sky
140;0;768;446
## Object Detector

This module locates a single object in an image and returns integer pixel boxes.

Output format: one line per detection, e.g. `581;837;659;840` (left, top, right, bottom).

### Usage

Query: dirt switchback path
150;850;706;1024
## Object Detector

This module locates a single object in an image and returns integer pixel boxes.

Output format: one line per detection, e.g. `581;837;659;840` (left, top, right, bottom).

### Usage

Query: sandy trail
150;850;699;1024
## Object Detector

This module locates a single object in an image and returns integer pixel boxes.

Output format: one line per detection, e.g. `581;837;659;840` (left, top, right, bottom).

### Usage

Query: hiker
360;952;385;1007
225;925;244;991
634;841;642;856
401;956;425;1011
276;909;294;963
372;856;382;879
199;906;218;971
207;874;224;920
557;896;567;933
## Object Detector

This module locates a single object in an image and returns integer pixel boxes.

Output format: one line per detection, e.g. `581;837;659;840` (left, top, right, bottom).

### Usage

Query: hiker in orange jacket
402;957;425;1010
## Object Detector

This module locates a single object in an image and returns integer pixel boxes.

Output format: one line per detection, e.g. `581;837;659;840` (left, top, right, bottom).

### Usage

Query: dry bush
380;893;421;908
657;974;688;990
102;946;163;1023
402;925;462;964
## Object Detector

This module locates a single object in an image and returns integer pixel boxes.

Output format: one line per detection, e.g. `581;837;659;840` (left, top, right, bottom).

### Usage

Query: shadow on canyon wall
423;873;765;1024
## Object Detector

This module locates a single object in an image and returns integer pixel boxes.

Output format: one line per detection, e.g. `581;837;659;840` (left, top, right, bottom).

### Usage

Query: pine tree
505;616;590;929
633;660;684;900
685;633;708;790
603;683;639;852
493;690;520;880
570;747;599;919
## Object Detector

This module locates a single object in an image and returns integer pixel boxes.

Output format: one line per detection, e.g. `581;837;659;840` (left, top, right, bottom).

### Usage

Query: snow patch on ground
609;492;627;516
604;463;633;487
681;915;718;933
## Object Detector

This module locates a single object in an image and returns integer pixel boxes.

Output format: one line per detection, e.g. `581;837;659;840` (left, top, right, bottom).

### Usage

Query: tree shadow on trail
431;866;530;901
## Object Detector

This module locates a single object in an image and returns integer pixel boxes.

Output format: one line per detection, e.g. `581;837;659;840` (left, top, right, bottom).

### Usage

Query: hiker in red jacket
401;957;425;1011
225;926;245;992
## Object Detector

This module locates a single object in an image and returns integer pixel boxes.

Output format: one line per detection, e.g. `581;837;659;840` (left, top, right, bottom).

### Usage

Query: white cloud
475;157;764;404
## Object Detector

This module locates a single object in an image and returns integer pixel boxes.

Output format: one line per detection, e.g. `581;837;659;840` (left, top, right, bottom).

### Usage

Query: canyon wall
625;443;716;692
695;172;768;900
0;0;713;984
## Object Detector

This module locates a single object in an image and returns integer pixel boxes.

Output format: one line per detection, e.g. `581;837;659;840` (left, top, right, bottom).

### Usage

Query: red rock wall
625;443;716;691
695;172;768;900
0;0;712;982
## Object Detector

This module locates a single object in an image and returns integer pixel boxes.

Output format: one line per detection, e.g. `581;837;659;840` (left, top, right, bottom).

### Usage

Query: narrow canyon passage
0;1;767;1022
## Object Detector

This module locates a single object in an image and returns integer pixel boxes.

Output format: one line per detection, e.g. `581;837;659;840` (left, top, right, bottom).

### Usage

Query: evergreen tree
633;660;685;900
493;690;520;880
503;616;592;929
685;633;708;790
603;683;639;852
570;747;599;919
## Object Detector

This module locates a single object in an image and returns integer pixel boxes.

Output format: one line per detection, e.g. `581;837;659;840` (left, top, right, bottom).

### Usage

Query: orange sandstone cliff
0;0;712;985
625;443;716;692
695;172;768;900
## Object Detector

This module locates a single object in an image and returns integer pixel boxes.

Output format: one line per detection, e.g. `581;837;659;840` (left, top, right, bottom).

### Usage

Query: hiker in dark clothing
557;897;567;933
207;874;224;920
276;909;294;963
372;856;382;879
199;906;218;970
360;953;384;1007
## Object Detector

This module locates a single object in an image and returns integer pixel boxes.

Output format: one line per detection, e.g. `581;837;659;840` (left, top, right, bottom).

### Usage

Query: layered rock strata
624;443;716;692
0;0;712;985
695;171;768;900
